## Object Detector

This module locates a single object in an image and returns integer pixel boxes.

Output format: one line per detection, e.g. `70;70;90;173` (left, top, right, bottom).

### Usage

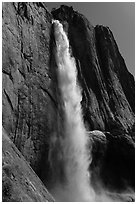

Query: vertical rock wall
52;5;135;135
2;2;53;178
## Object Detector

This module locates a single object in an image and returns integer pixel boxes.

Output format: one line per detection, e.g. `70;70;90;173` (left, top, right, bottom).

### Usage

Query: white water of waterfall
50;20;95;201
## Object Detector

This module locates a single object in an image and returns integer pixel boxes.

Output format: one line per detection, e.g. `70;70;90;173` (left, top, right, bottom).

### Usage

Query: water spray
49;20;95;201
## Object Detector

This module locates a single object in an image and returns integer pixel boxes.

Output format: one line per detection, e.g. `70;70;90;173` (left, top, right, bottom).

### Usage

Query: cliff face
2;2;135;200
2;2;54;180
52;5;134;134
51;5;135;190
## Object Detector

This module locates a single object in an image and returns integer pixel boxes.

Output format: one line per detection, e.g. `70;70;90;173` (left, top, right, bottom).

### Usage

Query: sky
45;2;135;76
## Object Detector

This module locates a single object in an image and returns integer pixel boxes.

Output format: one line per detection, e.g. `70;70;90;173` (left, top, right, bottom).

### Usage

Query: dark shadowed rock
88;131;135;191
103;132;135;190
2;128;54;202
51;5;135;191
52;5;135;135
95;25;135;113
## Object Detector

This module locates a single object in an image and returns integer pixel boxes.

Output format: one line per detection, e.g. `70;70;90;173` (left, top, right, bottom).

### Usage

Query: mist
49;20;95;201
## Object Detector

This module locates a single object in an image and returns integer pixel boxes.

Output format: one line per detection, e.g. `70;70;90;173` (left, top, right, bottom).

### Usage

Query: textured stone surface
2;3;135;199
52;5;135;135
2;128;54;202
2;2;54;178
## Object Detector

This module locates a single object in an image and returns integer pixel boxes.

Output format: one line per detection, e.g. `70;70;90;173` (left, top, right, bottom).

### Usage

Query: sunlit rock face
2;2;54;181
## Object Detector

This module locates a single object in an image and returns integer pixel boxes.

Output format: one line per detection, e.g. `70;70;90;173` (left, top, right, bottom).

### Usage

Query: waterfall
49;20;95;201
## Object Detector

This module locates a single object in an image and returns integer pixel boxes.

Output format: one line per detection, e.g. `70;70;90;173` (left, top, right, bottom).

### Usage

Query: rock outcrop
2;2;135;201
2;128;54;202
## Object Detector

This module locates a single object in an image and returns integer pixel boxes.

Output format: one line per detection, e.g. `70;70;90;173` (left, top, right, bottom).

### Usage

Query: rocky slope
2;128;54;202
2;2;135;201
